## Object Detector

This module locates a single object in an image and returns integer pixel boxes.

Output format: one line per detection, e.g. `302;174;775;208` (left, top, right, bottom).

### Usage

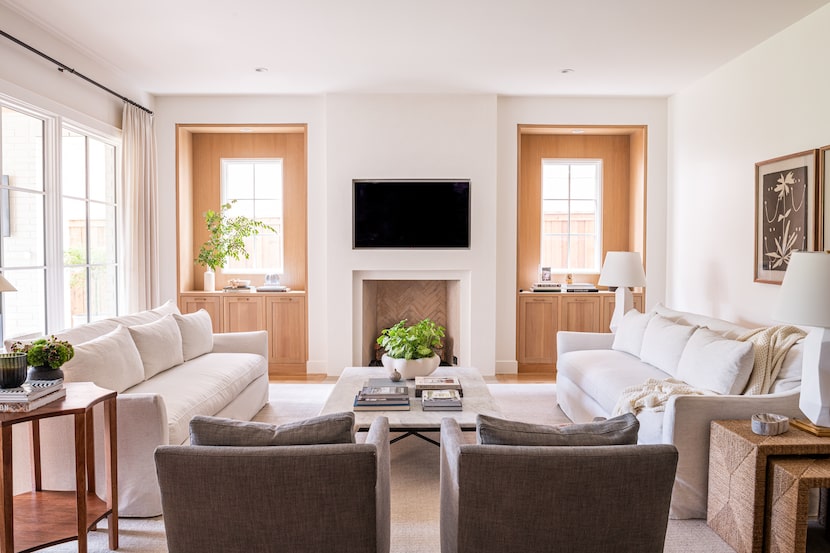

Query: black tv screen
353;179;471;248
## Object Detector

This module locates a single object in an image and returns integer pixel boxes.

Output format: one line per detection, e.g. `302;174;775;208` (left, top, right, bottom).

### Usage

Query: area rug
41;381;751;552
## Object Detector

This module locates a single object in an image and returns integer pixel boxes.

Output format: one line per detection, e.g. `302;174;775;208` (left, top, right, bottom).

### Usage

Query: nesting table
707;419;830;553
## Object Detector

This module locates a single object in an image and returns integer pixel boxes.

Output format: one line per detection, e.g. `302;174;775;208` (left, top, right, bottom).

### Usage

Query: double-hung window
221;158;283;274
541;159;602;274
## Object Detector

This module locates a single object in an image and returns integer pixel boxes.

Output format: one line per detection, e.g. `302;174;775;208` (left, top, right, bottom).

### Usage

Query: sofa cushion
125;352;267;445
477;413;639;446
128;314;184;379
189;412;355;446
639;314;697;376
612;309;655;357
62;325;145;393
152;300;181;317
676;327;755;394
173;310;214;361
558;349;669;414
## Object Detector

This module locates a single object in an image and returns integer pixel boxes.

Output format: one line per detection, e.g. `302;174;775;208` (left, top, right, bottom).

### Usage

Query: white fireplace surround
352;270;471;367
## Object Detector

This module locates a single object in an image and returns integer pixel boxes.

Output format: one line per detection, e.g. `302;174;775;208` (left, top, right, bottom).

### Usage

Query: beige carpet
38;382;746;552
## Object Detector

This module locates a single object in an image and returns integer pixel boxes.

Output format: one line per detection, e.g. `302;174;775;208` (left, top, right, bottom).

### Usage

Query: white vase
203;269;215;291
381;354;440;380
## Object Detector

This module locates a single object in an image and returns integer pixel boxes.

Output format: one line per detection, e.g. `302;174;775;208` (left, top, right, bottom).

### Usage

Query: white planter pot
203;269;215;291
381;354;440;380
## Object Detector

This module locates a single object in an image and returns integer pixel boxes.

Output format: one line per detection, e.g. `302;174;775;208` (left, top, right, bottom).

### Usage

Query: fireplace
354;270;467;367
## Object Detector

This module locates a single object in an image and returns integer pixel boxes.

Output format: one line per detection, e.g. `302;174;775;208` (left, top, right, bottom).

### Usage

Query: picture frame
820;145;830;251
754;149;819;284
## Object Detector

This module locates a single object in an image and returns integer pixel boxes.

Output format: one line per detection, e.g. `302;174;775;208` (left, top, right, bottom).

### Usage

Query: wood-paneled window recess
516;125;647;374
176;125;309;376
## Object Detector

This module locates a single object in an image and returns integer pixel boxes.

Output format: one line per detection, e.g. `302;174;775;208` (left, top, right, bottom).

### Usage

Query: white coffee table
319;366;502;445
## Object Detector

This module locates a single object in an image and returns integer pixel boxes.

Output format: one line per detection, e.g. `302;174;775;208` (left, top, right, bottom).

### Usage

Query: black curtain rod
0;29;153;115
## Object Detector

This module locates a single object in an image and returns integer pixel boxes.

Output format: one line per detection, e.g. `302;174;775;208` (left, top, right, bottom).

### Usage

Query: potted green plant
11;336;74;381
195;200;276;290
376;318;445;379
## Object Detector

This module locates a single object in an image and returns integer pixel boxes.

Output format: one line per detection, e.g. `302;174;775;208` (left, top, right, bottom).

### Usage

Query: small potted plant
195;200;276;290
377;318;445;379
11;336;74;381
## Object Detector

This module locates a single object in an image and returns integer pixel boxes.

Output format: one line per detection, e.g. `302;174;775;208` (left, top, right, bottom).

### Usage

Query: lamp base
790;418;830;437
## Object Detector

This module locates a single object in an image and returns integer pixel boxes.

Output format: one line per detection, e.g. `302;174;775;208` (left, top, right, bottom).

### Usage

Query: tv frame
352;178;471;249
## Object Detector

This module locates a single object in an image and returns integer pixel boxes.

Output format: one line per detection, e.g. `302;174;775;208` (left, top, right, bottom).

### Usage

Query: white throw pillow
151;299;181;317
612;310;656;357
62;325;145;393
676;327;755;395
173;310;214;361
128;314;184;379
639;314;697;376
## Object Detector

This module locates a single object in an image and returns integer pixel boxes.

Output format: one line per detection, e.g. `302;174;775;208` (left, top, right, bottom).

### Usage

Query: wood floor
269;372;556;383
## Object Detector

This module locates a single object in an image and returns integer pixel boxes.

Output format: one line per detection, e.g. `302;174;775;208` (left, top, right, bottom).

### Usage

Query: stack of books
353;383;410;411
0;379;66;413
414;376;463;398
421;389;462;411
531;282;562;292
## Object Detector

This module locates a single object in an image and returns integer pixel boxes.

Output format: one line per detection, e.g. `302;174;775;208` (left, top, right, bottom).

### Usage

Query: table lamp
598;251;646;332
0;273;15;346
775;251;830;432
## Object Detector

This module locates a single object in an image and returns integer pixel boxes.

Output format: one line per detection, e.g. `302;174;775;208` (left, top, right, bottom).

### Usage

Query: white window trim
541;158;603;274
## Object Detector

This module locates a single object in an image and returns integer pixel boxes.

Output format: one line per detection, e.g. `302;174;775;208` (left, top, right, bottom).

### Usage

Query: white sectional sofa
556;303;805;519
8;300;269;517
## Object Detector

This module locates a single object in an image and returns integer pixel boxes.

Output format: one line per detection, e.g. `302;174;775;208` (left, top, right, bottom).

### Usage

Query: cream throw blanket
613;378;711;416
613;324;806;416
737;325;805;395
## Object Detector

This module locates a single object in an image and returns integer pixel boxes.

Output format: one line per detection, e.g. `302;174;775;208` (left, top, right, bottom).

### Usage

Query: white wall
668;4;830;327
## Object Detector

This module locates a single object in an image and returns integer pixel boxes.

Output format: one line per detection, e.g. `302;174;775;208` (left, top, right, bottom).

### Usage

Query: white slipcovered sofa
7;300;269;517
556;303;805;519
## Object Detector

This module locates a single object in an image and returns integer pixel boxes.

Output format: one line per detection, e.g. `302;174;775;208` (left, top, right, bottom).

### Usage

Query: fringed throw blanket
737;325;806;395
613;378;711;416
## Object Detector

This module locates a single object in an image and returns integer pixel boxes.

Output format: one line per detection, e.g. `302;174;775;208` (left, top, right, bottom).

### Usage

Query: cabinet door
222;296;266;333
518;295;559;365
266;296;307;366
179;295;222;333
560;295;602;333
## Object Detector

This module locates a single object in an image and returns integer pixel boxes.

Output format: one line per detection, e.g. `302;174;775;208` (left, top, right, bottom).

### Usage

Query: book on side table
0;379;66;413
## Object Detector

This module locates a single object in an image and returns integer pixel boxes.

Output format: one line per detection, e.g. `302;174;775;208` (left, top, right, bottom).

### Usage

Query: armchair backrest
155;417;390;553
440;418;678;553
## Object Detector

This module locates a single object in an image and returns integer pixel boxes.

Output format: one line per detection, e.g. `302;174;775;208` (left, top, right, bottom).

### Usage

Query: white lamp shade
0;274;16;293
775;251;830;328
598;251;647;288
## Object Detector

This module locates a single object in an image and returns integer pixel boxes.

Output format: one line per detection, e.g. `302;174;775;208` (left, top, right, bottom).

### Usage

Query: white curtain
122;104;161;312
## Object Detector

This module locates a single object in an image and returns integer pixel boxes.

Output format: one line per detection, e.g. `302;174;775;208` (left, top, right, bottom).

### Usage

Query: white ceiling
2;0;829;97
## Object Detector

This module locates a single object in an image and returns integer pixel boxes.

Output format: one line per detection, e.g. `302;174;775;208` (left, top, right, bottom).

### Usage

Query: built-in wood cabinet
517;291;643;373
179;291;307;376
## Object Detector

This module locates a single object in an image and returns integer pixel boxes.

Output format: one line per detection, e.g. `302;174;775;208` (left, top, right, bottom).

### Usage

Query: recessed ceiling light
255;67;268;73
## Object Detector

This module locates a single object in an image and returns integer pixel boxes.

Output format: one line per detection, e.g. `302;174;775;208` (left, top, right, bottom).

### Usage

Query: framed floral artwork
755;149;819;284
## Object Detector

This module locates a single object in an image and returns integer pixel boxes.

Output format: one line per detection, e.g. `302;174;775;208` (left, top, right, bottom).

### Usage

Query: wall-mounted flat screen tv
353;179;470;248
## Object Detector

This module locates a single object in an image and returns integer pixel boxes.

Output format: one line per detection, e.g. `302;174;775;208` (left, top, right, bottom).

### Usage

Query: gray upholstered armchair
439;417;678;553
155;416;390;553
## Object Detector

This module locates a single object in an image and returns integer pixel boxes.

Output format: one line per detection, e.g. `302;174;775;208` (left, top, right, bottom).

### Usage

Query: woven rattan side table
767;457;830;553
707;420;830;553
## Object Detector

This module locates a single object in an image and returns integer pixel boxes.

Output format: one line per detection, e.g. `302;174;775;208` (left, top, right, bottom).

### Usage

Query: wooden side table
0;382;118;553
707;419;830;553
